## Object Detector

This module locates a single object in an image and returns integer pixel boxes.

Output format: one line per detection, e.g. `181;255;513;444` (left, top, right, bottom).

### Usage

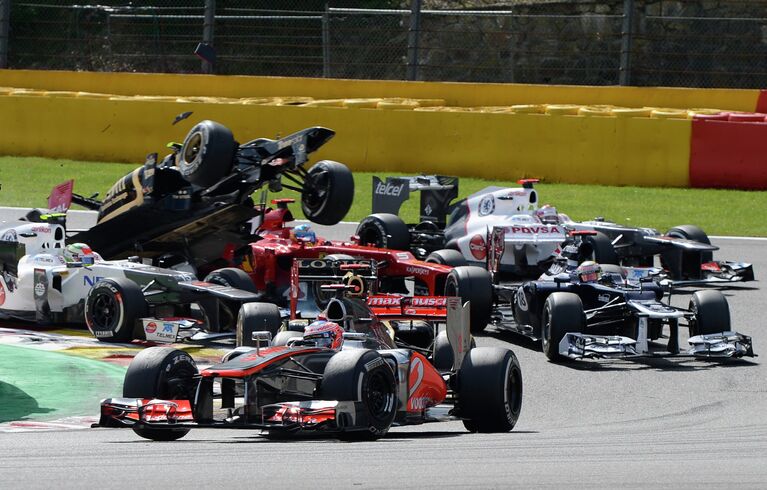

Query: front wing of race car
98;397;381;436
559;331;754;360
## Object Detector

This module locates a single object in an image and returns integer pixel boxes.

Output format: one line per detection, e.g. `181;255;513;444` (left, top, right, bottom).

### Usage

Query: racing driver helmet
535;204;559;224
576;261;601;283
291;223;317;244
303;321;344;350
64;243;96;265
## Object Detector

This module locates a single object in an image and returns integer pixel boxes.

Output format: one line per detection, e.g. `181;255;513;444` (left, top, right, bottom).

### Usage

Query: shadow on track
0;381;55;422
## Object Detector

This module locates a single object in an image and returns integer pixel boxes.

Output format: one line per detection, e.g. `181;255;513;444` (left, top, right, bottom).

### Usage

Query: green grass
1;156;766;236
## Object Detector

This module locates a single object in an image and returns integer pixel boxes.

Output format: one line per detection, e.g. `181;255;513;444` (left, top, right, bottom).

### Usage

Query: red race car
97;278;523;441
205;198;494;333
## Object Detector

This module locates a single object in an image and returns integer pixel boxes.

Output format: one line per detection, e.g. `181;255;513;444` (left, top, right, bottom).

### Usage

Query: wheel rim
364;370;395;419
160;361;198;400
358;226;383;247
91;292;119;330
182;132;202;164
302;168;329;213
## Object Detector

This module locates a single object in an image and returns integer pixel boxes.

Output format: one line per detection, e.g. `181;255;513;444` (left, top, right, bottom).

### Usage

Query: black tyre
667;224;714;263
204;268;257;293
356;213;410;250
123;347;198;441
541;292;585;362
425;249;468;267
236;302;282;347
431;330;476;371
444;266;493;334
319;349;397;440
85;278;148;343
391;320;434;349
689;290;730;336
272;330;303;346
301;160;354;225
178;120;236;188
458;347;523;433
585;231;618;265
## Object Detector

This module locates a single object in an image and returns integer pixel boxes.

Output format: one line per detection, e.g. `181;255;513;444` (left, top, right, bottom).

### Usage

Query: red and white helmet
303;321;344;350
576;261;601;282
535;204;559;224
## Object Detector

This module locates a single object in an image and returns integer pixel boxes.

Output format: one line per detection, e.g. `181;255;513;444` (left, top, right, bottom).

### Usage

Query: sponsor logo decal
30;226;50;234
515;287;528;311
396;252;412;260
374;181;405;197
145;321;158;334
469;234;486;260
505;225;561;234
424;203;433;216
478;195;495;216
405;266;429;276
410;297;447;307
34;256;55;265
34;282;46;298
0;281;5;306
598;294;610;303
83;276;105;287
1;230;18;242
368;297;401;306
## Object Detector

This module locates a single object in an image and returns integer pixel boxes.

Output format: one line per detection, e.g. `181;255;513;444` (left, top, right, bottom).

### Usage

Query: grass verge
1;156;765;236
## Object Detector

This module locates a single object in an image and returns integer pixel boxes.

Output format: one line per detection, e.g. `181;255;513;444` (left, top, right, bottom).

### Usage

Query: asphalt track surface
0;208;765;488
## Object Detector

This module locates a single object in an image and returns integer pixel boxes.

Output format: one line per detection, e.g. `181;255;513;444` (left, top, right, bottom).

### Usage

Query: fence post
322;4;330;78
406;0;422;81
202;0;215;74
619;0;636;86
0;0;9;69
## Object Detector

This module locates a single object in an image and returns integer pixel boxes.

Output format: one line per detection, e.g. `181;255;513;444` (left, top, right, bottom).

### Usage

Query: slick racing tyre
85;278;148;343
666;224;714;263
236;302;282;347
425;249;468;267
391;320;434;349
458;347;522;433
356;213;410;250
431;330;475;372
689;290;730;336
204;268;260;333
204;268;258;293
272;330;303;346
301;160;354;225
123;347;198;441
444;266;493;334
178;120;237;188
584;231;618;265
320;349;397;441
541;292;585;362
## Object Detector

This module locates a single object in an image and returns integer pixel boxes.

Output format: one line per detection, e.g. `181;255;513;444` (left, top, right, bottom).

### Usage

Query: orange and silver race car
97;261;523;441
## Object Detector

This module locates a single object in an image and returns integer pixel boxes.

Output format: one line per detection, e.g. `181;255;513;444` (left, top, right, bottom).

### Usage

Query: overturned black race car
67;120;353;273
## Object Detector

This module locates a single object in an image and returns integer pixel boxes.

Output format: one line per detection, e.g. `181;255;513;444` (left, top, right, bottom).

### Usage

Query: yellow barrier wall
0;95;691;187
0;69;760;112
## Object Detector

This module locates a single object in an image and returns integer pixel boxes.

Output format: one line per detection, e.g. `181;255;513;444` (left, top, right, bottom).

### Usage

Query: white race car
0;214;268;343
357;175;754;284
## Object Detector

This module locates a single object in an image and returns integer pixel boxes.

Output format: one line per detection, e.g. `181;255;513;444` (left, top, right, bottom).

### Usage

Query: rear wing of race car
288;258;380;319
370;175;458;227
